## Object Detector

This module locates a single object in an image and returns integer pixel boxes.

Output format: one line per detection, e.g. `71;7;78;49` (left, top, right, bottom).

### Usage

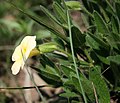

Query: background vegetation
0;0;120;103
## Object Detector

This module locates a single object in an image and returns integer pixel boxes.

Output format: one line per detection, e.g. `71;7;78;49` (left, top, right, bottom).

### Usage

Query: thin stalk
84;49;94;65
25;66;47;103
92;82;98;103
0;85;51;90
67;10;87;103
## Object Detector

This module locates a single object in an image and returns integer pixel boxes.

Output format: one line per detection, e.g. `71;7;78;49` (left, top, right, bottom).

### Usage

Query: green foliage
4;0;120;102
89;66;110;103
94;11;109;35
108;55;120;64
71;26;86;48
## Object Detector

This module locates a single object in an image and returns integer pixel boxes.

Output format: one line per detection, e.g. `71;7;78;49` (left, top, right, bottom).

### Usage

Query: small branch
101;67;110;75
92;82;98;103
0;85;52;90
84;49;93;65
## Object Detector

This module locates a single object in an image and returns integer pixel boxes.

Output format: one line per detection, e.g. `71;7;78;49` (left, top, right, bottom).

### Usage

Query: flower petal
11;61;22;75
12;36;36;62
21;36;36;49
11;36;36;75
21;36;36;59
12;45;22;61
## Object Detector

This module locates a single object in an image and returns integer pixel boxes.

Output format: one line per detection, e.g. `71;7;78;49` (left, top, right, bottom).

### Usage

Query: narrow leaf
86;35;100;50
96;54;110;65
53;2;67;24
8;2;69;43
61;65;75;77
107;55;120;64
88;32;109;50
89;66;110;103
94;11;109;35
40;5;63;27
72;76;95;102
71;26;86;48
60;88;78;98
106;0;115;15
115;2;120;21
40;54;60;75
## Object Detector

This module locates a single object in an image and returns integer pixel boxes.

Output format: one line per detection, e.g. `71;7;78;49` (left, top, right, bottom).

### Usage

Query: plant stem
84;49;93;65
26;66;47;103
67;10;87;103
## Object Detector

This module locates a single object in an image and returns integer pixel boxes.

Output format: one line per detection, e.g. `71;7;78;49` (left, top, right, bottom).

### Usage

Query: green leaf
88;32;109;50
110;33;120;49
111;17;119;34
107;55;120;64
40;5;63;27
80;60;91;68
71;26;86;48
71;76;82;94
35;29;51;39
80;0;93;18
99;6;110;23
31;66;61;86
86;35;100;50
40;54;60;75
115;2;120;22
53;0;61;5
37;66;62;85
71;76;95;102
106;34;119;50
45;65;58;75
65;1;81;10
106;0;115;15
61;65;75;77
94;11;109;35
9;2;69;43
96;54;110;65
63;79;74;88
89;66;110;103
60;88;78;98
53;2;67;24
109;61;120;87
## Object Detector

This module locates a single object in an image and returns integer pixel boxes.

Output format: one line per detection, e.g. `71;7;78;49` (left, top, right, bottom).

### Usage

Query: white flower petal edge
12;45;22;61
11;60;22;75
11;36;36;75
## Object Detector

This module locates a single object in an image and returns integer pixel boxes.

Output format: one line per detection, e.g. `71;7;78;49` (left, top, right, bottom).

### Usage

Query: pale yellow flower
11;36;36;75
